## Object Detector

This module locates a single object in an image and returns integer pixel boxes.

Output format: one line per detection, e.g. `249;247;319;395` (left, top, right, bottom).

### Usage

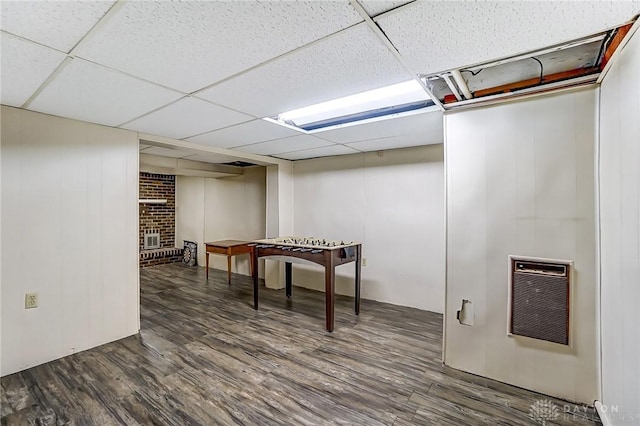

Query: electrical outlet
362;258;367;267
25;292;38;309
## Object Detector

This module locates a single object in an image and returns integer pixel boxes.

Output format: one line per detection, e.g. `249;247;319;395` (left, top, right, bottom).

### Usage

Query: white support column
265;162;294;289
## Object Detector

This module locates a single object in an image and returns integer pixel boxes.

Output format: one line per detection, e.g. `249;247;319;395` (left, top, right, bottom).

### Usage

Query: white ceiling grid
196;23;413;118
276;144;360;161
140;146;199;159
186;119;302;149
359;0;414;18
0;33;66;106
28;58;183;127
0;1;114;52
121;97;253;139
1;1;639;161
376;1;640;75
234;134;334;156
73;1;362;93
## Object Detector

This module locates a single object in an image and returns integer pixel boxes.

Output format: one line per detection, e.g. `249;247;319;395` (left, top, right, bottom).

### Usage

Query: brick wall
139;253;184;268
139;172;181;267
139;249;184;268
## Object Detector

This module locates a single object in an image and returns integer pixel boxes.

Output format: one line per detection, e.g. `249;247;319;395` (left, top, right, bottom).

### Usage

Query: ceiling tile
0;1;114;52
0;33;66;107
359;0;413;17
74;1;362;93
140;146;196;158
316;110;443;144
181;152;247;164
29;58;183;127
275;144;359;160
196;23;412;118
346;133;440;152
121;97;253;139
186;119;302;149
377;1;640;74
233;134;334;156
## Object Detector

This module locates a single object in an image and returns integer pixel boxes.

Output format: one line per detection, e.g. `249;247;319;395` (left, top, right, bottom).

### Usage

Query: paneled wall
1;107;139;376
175;167;266;275
292;145;445;313
444;89;597;403
599;28;640;422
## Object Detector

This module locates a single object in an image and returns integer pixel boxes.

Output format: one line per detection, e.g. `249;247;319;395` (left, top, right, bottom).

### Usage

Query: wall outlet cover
25;292;38;309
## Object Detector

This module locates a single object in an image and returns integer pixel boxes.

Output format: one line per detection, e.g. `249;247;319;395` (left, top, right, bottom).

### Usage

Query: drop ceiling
1;1;638;162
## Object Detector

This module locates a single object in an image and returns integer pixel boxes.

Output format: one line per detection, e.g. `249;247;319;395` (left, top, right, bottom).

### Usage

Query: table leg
325;255;335;332
252;249;259;310
285;262;292;298
355;244;361;315
227;253;232;286
248;253;254;277
206;252;209;280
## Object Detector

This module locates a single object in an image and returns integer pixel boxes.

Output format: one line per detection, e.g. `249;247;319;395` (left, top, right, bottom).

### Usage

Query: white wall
599;28;640;422
0;105;3;374
292;145;445;313
444;89;598;404
1;106;139;376
264;163;294;289
175;167;266;276
176;176;205;262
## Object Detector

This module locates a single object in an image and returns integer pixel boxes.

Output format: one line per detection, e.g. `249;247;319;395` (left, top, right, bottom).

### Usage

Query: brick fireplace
139;172;182;267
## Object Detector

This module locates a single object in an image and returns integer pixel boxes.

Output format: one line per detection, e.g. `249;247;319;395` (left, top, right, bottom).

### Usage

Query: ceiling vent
223;161;257;167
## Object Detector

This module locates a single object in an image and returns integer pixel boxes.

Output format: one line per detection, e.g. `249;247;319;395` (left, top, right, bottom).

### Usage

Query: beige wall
444;89;598;403
1;106;139;376
175;167;267;275
292;145;445;313
599;28;640;422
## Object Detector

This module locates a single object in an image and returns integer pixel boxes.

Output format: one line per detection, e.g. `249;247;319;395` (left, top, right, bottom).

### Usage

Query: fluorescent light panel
271;80;432;131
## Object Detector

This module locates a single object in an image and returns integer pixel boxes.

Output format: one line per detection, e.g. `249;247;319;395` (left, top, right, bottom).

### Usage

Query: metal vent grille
510;259;570;345
144;232;160;250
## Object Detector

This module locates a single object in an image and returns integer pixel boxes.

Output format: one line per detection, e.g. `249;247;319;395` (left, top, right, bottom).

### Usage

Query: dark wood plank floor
2;263;601;425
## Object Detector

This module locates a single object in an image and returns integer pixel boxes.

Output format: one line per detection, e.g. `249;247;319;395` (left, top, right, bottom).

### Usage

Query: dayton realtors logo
529;399;560;425
529;399;609;424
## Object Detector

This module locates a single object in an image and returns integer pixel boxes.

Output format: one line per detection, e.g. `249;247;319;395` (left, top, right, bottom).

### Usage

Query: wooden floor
2;263;601;425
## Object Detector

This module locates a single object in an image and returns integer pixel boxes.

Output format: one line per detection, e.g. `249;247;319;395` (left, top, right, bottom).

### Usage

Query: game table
250;237;362;332
205;240;253;285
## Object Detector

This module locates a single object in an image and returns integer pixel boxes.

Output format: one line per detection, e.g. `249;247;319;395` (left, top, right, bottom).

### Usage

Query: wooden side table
205;240;253;285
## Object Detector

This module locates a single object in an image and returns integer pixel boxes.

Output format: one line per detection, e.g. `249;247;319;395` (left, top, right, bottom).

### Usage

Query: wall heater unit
144;231;160;250
509;257;571;345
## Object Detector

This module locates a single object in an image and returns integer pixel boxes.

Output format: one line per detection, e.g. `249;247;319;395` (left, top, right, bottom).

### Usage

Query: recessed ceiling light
267;80;434;132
